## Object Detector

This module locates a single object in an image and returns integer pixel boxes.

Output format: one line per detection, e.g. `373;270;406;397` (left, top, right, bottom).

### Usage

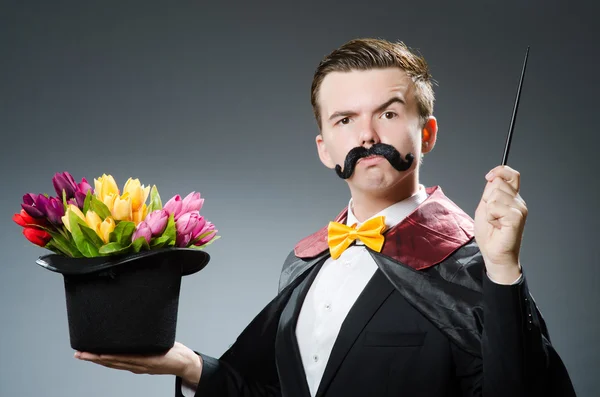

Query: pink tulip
145;209;169;236
74;177;93;208
163;195;183;220
194;222;217;246
132;221;152;245
176;212;200;236
181;192;204;214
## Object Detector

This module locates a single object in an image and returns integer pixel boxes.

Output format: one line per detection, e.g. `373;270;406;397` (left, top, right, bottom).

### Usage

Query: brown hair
311;38;435;129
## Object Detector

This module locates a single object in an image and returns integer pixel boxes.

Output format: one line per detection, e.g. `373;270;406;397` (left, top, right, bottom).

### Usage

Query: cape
197;186;575;397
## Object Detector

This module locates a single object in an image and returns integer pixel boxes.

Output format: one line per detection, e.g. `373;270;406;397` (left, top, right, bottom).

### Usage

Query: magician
75;38;576;397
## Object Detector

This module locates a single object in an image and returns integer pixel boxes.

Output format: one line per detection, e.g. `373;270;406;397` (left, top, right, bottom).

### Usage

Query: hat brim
35;247;210;276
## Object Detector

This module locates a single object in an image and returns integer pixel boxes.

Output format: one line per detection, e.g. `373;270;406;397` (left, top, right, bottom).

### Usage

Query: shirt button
324;303;332;311
313;354;319;362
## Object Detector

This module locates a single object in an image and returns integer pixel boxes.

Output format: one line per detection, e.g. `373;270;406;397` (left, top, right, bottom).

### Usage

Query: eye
382;111;397;119
337;117;351;125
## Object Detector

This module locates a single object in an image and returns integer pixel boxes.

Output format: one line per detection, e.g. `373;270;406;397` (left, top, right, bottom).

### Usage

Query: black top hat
35;247;210;276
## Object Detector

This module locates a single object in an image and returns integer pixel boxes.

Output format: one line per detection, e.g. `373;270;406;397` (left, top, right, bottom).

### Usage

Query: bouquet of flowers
13;172;220;354
13;171;219;257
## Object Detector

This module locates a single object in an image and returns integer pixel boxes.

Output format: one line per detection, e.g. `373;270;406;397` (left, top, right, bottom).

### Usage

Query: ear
421;116;438;154
316;133;336;169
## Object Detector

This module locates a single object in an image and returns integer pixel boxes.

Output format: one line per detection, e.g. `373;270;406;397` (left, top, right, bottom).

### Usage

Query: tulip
145;209;169;235
176;212;202;236
61;204;87;232
21;193;45;218
111;193;133;221
52;172;78;200
181;192;204;214
84;210;103;232
74;177;93;208
193;222;217;246
132;221;152;245
164;195;183;220
98;217;116;244
45;196;65;225
23;227;52;247
123;178;150;212
94;174;119;202
132;203;148;225
13;209;48;228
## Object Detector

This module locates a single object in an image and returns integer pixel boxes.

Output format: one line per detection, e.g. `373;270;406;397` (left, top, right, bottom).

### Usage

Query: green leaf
147;185;162;213
79;224;104;249
189;230;216;246
62;189;68;210
48;230;82;257
131;236;150;253
68;210;99;257
149;234;171;249
89;195;112;220
83;190;93;214
192;235;220;250
98;242;128;255
109;221;136;246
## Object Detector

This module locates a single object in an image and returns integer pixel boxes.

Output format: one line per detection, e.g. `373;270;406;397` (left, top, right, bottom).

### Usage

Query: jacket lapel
315;269;395;397
276;259;326;397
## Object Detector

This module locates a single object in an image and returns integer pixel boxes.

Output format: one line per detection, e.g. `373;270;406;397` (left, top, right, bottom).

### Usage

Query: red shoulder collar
293;186;475;270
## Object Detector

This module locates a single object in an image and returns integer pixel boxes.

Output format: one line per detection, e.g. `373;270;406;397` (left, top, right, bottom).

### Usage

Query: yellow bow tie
327;215;386;259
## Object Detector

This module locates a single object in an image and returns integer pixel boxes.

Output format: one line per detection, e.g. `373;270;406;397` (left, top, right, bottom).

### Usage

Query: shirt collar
346;184;429;230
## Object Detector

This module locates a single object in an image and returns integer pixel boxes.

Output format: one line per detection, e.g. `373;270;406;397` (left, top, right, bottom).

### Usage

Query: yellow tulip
123;178;150;212
61;204;86;232
98;217;116;243
132;203;148;225
85;210;102;232
111;193;133;221
94;174;119;201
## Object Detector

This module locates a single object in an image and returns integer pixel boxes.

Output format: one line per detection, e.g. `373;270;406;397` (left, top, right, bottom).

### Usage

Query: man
76;38;576;396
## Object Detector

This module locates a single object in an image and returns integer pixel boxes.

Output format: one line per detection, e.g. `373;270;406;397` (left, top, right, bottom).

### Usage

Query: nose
359;119;380;148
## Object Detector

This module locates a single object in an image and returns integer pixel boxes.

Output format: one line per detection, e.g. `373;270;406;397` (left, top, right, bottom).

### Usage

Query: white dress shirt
181;184;519;396
295;185;428;397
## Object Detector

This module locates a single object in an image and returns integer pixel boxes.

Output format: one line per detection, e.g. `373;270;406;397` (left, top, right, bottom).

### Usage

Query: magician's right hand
74;341;203;386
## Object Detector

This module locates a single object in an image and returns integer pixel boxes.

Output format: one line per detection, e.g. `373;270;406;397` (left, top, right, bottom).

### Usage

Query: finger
78;354;152;374
486;202;526;228
482;177;518;203
485;165;520;193
485;189;527;213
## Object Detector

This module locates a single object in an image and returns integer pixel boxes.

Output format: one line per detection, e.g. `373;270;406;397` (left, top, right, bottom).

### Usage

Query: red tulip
12;209;48;228
23;227;52;247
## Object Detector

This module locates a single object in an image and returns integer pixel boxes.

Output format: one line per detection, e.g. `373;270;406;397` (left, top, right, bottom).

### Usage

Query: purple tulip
132;221;152;245
53;172;78;199
45;197;65;225
181;192;204;214
164;195;183;220
73;177;93;208
21;193;45;218
145;209;169;236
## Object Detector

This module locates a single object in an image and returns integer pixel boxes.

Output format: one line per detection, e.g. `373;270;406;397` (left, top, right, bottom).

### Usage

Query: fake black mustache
335;143;414;179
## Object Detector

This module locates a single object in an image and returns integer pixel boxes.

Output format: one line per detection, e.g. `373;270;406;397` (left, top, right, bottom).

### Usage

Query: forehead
318;68;415;115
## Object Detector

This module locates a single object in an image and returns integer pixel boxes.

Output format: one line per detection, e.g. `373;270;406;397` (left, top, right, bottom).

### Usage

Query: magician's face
315;67;437;196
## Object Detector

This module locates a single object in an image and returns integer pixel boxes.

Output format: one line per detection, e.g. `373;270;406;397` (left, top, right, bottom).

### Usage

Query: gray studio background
1;1;598;396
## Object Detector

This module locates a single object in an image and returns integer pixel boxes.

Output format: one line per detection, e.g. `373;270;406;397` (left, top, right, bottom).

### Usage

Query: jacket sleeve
452;270;577;396
174;351;280;397
173;252;305;397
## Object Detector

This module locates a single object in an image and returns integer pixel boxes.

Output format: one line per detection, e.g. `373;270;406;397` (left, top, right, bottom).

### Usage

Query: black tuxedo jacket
175;186;575;396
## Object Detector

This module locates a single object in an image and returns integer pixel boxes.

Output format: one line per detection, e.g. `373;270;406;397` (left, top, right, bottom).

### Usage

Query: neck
349;178;420;223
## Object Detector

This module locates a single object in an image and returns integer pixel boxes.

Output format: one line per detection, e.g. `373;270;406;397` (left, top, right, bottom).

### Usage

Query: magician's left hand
474;165;528;284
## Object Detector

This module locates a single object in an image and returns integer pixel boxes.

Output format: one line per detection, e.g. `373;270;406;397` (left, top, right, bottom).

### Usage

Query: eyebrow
328;97;405;122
